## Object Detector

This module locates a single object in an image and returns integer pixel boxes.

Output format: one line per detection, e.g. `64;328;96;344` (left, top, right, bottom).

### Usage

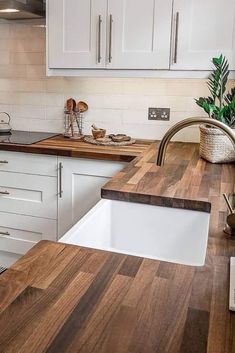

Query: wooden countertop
0;233;235;353
0;136;151;162
102;141;235;213
0;137;235;352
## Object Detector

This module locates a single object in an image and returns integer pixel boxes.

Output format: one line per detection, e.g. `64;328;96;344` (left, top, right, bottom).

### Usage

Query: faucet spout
156;117;235;166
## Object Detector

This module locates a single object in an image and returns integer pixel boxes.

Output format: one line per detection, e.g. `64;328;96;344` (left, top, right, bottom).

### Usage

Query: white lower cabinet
0;152;127;267
0;212;57;267
58;157;126;238
0;152;58;268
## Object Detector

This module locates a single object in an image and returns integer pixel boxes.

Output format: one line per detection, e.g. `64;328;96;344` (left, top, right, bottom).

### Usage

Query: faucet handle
227;214;235;237
223;193;235;237
223;193;234;214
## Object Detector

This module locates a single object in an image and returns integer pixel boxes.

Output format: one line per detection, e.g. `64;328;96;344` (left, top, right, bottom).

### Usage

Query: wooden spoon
66;98;74;112
66;98;76;136
77;101;88;113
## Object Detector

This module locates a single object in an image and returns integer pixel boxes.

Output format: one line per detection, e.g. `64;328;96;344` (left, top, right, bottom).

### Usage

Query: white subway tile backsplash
14;92;46;106
12;105;46;120
26;65;46;79
85;109;123;125
123;78;167;96
45;93;64;107
0;104;12;115
46;78;65;93
0;20;234;142
11;39;45;53
10;23;45;39
10;52;45;65
45;106;64;120
13;79;45;92
0;52;9;65
0;78;13;91
0;23;10;39
0;39;11;51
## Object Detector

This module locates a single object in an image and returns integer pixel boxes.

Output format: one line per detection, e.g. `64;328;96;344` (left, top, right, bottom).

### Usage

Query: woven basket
199;125;235;163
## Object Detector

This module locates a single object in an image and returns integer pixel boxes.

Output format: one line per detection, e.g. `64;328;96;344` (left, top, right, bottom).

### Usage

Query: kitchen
0;0;235;352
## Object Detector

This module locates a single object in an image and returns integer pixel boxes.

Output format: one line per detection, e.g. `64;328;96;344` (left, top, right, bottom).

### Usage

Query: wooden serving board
84;136;136;146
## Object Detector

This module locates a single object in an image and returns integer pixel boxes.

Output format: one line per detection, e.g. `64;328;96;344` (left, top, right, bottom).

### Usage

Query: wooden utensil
66;98;75;112
77;101;88;113
110;134;131;142
66;98;76;137
92;129;106;139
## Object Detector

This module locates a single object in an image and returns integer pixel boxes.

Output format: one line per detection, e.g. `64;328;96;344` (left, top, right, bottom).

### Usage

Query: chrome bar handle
0;231;10;237
0;191;10;195
98;15;102;63
0;160;8;164
108;14;113;63
58;162;63;198
173;12;179;64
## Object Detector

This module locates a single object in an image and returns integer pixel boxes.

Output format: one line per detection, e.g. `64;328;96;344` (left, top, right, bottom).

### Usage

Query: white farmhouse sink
60;199;210;266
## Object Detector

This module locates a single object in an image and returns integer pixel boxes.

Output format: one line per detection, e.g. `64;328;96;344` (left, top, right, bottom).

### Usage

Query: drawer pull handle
0;191;10;195
98;15;102;63
0;231;10;237
108;14;113;63
173;12;179;64
59;162;63;198
0;160;8;164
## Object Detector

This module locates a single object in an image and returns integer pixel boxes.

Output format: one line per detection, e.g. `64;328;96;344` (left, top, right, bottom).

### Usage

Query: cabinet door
48;0;107;68
171;0;235;70
107;0;173;69
58;158;126;238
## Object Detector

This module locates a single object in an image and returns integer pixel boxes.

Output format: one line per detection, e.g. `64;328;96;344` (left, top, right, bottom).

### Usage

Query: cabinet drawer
0;151;57;176
62;158;126;177
0;171;57;219
0;212;57;256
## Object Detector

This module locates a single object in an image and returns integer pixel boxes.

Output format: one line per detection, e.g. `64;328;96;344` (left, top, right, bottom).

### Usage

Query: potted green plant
195;54;235;163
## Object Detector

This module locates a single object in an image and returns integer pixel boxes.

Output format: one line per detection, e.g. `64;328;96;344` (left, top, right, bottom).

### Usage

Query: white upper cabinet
171;0;235;70
107;0;172;69
47;0;235;74
48;0;107;68
47;0;172;70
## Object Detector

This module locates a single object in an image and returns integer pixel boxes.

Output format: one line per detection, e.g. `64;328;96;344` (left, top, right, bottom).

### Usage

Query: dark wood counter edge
0;143;136;162
101;189;212;213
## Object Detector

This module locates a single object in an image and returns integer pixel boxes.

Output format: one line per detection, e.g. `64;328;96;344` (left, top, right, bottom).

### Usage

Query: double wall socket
148;108;170;121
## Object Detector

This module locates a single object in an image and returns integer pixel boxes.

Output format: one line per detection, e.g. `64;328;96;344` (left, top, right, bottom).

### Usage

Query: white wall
0;20;234;141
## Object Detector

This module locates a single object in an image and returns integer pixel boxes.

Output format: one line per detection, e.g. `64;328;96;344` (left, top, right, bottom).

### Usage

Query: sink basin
60;199;210;266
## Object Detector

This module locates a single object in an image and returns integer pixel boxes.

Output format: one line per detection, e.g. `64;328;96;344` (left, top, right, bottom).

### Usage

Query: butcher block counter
0;135;150;162
0;136;235;353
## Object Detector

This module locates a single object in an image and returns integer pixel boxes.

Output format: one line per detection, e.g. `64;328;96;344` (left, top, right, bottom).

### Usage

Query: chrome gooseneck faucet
156;117;235;167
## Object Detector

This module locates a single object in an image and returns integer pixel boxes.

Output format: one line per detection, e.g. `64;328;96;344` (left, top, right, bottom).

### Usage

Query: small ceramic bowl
92;129;106;139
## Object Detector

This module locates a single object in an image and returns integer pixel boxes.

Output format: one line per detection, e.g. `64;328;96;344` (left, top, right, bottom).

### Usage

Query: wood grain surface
102;141;235;212
0;235;234;353
0;135;151;162
0;139;235;352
